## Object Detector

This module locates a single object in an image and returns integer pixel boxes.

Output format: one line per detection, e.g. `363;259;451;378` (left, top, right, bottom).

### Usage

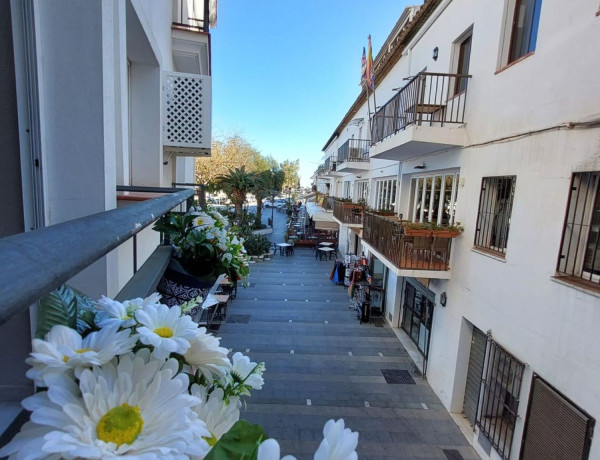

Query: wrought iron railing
172;0;209;32
333;199;363;225
322;196;335;211
337;139;370;163
371;72;471;145
362;212;452;271
324;156;338;172
0;188;194;326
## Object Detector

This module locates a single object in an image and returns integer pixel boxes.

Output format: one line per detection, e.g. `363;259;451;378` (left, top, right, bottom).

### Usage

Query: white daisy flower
192;212;216;230
25;324;137;386
229;352;265;394
2;353;211;460
184;327;231;383
314;419;359;460
257;438;296;460
190;386;240;447
96;293;161;328
135;304;199;359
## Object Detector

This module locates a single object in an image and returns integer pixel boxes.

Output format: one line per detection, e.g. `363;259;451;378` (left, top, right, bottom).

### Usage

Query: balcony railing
363;212;452;271
172;0;210;33
371;72;471;145
337;139;370;163
333;199;363;225
322;196;335;211
324;156;338;172
0;188;194;326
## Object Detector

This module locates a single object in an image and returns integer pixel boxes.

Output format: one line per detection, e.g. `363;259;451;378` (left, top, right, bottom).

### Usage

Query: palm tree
251;168;285;225
209;167;256;222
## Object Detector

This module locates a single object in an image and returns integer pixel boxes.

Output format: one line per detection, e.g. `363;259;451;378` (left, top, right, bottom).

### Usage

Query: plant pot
157;260;221;308
432;229;460;238
403;228;433;237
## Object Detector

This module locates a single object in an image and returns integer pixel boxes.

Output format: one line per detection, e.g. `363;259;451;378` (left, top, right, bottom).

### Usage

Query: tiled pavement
217;230;480;460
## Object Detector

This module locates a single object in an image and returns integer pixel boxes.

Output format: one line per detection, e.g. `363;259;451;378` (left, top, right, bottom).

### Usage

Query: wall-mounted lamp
356;175;362;179
414;162;426;170
432;47;439;61
440;292;447;307
392;87;400;91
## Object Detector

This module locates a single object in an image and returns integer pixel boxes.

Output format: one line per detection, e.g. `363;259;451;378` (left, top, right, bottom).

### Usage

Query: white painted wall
322;1;600;458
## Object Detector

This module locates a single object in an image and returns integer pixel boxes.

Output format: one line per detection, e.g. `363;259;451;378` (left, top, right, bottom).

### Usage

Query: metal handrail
0;188;194;326
371;72;471;144
338;139;370;163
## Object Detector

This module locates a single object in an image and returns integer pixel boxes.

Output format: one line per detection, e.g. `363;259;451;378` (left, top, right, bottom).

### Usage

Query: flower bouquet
153;207;250;287
0;291;359;459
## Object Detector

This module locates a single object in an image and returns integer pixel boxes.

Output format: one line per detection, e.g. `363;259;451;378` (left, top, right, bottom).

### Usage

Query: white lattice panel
163;71;211;156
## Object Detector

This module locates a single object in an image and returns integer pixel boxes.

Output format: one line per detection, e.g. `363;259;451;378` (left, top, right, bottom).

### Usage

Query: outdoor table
277;242;292;256
318;246;335;260
319;242;334;246
214;294;230;320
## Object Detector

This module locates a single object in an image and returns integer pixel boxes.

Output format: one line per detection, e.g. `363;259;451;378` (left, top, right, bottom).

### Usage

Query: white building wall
323;0;600;458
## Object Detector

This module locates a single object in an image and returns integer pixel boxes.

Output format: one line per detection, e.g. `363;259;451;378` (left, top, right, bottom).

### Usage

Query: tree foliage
209;166;256;222
280;159;300;189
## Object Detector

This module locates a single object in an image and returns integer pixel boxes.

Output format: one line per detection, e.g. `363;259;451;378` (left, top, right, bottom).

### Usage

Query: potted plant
153;206;250;287
402;221;464;238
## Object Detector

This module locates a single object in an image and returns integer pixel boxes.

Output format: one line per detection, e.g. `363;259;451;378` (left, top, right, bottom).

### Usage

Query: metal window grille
163;72;212;156
556;172;600;287
520;375;595;460
476;339;524;460
474;176;516;255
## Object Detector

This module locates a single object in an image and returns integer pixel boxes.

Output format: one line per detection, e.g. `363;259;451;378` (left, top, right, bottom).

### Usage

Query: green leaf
204;420;268;460
36;284;78;338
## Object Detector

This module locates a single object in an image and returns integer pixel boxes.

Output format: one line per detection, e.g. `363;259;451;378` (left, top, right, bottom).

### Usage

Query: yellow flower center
97;403;144;447
62;348;94;363
154;326;173;338
203;432;219;447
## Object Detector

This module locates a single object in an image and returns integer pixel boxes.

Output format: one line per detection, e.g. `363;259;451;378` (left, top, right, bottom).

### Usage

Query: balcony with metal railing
336;139;370;173
362;211;452;279
322;155;345;177
332;199;363;226
369;72;471;162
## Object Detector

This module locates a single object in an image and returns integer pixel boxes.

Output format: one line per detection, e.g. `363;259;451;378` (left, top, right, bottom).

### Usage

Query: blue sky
211;0;417;186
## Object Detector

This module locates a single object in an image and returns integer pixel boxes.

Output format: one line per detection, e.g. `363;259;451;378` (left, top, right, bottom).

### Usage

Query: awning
306;202;339;231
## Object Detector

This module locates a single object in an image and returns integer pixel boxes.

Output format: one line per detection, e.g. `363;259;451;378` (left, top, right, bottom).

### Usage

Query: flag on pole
360;47;367;86
367;35;374;89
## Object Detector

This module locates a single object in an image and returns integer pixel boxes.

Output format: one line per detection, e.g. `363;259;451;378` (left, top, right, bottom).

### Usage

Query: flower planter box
432;229;461;238
403;228;432;237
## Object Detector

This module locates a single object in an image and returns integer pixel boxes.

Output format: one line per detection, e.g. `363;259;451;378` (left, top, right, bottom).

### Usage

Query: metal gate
520;375;595;460
463;326;486;425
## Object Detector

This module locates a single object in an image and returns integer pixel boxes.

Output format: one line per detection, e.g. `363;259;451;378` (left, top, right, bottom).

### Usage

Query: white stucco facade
317;1;600;458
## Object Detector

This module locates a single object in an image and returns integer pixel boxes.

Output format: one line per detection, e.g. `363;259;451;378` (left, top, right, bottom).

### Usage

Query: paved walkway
217;216;480;460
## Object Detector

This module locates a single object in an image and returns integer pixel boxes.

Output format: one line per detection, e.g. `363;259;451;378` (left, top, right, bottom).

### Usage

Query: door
463;326;486;426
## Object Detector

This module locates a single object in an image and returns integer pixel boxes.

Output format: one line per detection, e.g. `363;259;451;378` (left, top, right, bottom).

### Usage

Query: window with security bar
374;179;397;212
474;176;516;255
409;172;459;225
476;339;524;460
556;172;600;287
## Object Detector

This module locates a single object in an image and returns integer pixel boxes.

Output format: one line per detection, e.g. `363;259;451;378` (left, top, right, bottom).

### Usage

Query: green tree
209;167;256;222
251;168;285;224
280;159;300;190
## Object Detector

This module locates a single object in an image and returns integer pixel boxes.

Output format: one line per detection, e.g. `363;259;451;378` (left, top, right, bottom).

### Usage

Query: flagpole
364;82;373;140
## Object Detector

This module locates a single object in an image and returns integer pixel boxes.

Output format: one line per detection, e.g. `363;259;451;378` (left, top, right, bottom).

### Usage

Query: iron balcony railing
324;156;338;172
322;196;335;211
362;212;452;271
371;72;471;145
333;199;363;225
172;0;210;32
337;139;370;163
0;188;194;326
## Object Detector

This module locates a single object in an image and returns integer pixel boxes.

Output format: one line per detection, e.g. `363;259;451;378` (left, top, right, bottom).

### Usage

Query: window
474;176;516;255
556;172;600;287
476;339;524;460
374;178;397;212
409;172;459;225
455;33;472;94
355;180;369;203
509;0;542;63
343;181;351;199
